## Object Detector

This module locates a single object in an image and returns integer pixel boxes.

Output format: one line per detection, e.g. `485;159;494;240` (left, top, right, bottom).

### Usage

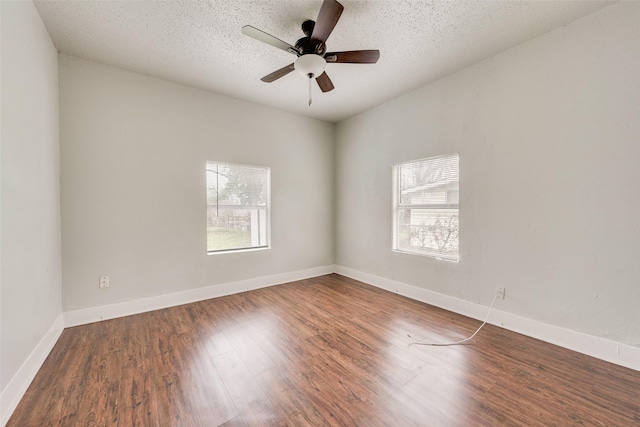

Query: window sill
392;248;459;263
208;246;271;255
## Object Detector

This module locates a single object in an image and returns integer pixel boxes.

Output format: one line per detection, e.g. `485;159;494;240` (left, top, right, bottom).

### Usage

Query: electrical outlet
99;276;110;288
496;287;506;300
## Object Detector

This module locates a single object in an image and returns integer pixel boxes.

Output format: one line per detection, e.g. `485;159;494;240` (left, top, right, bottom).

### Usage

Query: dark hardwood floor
8;274;640;426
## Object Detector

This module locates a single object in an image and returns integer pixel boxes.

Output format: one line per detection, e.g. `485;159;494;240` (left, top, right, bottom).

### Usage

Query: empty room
2;0;639;425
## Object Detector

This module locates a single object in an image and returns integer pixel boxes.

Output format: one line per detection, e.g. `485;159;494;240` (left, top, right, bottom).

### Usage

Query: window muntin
393;153;459;261
206;162;270;253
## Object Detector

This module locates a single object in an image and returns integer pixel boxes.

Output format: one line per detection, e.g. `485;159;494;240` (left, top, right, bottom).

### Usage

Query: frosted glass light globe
294;54;326;78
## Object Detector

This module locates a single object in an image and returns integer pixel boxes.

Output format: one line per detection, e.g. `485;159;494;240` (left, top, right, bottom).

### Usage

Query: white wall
59;55;335;311
336;1;640;347
1;0;62;404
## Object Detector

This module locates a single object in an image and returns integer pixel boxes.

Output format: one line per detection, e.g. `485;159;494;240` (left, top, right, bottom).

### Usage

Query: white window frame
392;153;460;262
206;161;271;254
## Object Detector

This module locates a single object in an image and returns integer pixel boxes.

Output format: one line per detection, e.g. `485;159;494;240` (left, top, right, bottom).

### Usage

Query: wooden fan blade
316;72;334;92
311;0;344;44
261;63;295;82
325;50;380;64
242;26;298;55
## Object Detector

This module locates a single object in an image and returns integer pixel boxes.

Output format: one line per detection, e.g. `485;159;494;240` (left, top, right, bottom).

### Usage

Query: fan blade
316;72;334;92
242;25;298;55
325;50;380;64
261;63;295;83
311;0;344;44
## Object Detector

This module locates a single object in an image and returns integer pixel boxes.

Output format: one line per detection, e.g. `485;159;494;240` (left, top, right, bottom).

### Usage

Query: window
393;153;459;261
206;162;270;253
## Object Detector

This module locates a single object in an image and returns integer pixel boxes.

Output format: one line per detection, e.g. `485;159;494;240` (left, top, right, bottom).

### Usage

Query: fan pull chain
308;74;313;106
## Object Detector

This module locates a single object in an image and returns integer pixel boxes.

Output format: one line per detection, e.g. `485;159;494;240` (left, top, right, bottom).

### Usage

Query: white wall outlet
496;287;506;300
99;276;110;288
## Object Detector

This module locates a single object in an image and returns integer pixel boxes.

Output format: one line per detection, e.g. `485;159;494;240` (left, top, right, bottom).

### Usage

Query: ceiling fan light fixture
294;54;326;78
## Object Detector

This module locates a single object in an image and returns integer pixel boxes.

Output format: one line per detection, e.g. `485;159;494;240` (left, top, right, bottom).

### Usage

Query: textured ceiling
34;0;614;123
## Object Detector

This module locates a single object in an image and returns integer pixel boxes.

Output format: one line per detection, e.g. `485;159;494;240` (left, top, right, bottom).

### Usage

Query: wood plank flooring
8;274;640;426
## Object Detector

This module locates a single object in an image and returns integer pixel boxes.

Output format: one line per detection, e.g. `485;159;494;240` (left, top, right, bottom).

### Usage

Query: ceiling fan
242;0;380;104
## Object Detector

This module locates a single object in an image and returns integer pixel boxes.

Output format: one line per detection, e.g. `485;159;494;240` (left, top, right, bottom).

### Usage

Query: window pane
206;162;269;253
397;208;459;260
207;164;268;207
399;154;459;206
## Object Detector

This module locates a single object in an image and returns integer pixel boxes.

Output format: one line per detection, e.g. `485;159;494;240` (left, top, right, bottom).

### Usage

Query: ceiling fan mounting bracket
301;19;315;37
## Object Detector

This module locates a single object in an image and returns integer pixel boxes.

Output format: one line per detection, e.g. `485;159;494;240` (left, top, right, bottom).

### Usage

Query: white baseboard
335;265;640;372
64;265;336;327
1;314;64;427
